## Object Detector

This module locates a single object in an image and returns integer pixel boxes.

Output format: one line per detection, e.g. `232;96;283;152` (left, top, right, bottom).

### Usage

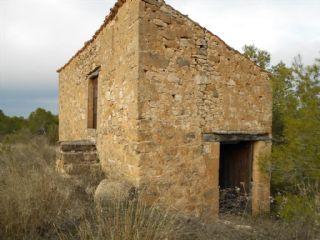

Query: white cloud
0;0;319;116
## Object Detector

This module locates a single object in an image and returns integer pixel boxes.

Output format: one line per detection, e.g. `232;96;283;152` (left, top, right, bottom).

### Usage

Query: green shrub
276;194;319;223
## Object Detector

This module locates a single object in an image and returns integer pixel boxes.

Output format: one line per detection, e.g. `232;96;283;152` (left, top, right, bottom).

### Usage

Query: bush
274;185;320;239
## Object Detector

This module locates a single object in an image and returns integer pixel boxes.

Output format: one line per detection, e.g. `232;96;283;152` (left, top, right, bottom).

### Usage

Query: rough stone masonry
57;0;272;218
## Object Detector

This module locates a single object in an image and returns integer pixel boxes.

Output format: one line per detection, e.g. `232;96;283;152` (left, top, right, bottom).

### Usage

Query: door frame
202;132;272;215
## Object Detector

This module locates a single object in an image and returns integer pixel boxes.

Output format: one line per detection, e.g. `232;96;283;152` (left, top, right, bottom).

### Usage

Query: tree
243;45;292;140
243;45;271;70
244;45;320;191
0;110;27;136
0;108;58;144
270;62;294;142
27;108;58;143
271;57;320;191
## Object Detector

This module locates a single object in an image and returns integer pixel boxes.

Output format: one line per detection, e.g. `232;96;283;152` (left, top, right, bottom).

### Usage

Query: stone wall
137;0;272;216
59;0;272;217
59;0;141;185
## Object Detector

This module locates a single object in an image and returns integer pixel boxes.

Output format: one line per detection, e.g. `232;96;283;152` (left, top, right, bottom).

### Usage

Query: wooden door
92;78;98;129
87;76;98;129
219;142;252;193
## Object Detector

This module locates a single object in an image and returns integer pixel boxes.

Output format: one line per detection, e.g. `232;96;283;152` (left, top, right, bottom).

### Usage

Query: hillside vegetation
0;108;58;144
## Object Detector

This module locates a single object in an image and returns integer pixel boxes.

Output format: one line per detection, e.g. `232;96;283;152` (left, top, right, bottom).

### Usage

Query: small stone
196;39;207;47
192;54;207;60
176;57;190;67
185;132;196;143
143;52;169;68
153;19;168;28
177;28;192;38
94;180;136;206
195;74;209;84
227;80;236;86
174;94;182;101
162;30;175;40
168;73;181;84
197;48;207;56
212;89;219;98
144;0;163;7
180;38;190;47
164;39;179;49
160;5;173;14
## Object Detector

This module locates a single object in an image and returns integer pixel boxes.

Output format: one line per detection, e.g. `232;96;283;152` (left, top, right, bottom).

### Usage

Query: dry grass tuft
69;200;181;240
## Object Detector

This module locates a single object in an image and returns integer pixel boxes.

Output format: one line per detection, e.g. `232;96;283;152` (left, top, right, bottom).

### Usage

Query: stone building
57;0;272;217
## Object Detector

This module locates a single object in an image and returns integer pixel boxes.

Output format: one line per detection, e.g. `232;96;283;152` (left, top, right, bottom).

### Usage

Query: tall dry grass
0;137;181;240
0;136;319;239
70;200;181;240
0;137;87;239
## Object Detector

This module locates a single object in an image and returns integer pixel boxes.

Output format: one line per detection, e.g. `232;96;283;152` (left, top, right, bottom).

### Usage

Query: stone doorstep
63;163;102;176
60;144;96;152
60;151;98;164
60;140;96;152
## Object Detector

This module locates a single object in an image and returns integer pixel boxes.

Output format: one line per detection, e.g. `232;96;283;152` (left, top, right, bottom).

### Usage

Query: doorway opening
87;75;98;129
219;141;253;214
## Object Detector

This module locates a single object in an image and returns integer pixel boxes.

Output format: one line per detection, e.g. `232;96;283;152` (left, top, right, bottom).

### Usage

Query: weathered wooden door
87;76;98;129
219;142;252;193
92;77;98;129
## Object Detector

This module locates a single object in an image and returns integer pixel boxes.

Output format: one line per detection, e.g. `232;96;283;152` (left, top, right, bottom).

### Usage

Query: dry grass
0;137;180;240
68;200;181;240
0;137;88;239
0;137;319;239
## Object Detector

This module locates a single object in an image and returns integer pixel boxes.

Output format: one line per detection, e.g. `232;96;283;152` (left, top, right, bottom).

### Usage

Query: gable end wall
137;0;272;216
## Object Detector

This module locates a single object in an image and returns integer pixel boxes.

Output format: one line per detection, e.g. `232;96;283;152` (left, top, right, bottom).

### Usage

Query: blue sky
1;0;319;117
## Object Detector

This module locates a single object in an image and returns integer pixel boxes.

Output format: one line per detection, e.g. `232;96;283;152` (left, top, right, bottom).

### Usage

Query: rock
153;19;168;28
168;73;181;84
143;0;163;7
176;57;190;67
195;74;209;84
227;79;236;86
234;224;253;231
212;89;219;98
162;30;175;40
197;48;207;56
196;39;208;47
180;38;190;48
142;52;169;68
94;180;136;206
174;94;182;101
